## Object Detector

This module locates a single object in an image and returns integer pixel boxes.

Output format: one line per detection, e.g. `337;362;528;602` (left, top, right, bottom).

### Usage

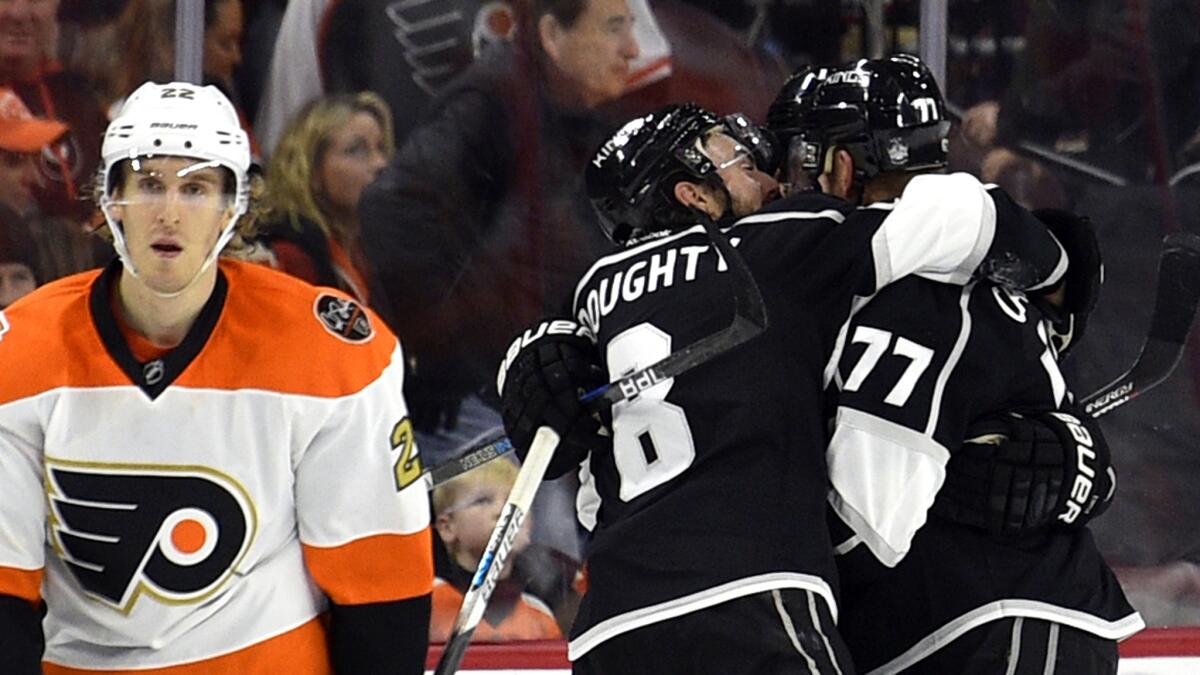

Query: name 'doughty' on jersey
576;237;741;336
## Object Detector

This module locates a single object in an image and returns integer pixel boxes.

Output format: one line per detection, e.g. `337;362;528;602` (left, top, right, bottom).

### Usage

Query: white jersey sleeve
870;173;1068;292
0;358;47;602
295;341;433;605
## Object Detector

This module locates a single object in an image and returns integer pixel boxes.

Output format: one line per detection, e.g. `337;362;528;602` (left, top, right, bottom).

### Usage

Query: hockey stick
433;427;559;675
434;219;770;675
944;101;1129;187
421;432;513;491
1082;231;1200;418
580;219;770;407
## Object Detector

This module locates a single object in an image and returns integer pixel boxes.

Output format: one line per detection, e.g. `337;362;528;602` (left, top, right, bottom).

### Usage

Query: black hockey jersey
563;173;1068;660
826;272;1143;673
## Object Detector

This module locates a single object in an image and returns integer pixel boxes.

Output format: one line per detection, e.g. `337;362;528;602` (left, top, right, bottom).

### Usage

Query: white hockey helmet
99;82;251;282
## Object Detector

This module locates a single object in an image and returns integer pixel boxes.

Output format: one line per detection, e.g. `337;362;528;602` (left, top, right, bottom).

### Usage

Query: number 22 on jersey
606;323;697;501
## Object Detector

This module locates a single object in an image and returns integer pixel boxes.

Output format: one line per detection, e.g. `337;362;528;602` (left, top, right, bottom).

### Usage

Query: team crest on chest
314;294;374;343
45;458;258;614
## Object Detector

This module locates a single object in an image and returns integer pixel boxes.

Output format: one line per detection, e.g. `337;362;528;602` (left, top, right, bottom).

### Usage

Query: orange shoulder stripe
172;260;400;397
302;528;434;605
0;270;125;406
0;566;43;604
44;617;332;675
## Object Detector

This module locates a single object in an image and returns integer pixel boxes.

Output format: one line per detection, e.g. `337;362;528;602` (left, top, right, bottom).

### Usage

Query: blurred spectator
604;0;788;122
232;0;286;124
944;0;1029;106
257;92;392;303
0;85;108;281
102;0;174;112
0;212;39;308
0;85;66;216
58;0;128;25
675;0;841;70
89;0;257;152
252;0;331;155
357;0;638;460
320;0;509;149
203;0;243;96
257;0;669;159
958;0;1200;186
0;0;106;221
430;459;566;642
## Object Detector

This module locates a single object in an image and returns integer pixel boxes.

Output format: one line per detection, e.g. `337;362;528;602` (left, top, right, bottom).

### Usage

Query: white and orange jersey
0;259;433;674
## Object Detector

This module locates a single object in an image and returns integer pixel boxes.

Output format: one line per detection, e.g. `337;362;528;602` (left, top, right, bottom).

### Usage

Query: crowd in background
4;0;1200;637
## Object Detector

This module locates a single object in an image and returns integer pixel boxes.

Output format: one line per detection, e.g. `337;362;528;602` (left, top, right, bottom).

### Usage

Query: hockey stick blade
1082;231;1200;417
433;427;560;675
422;433;513;491
581;218;769;407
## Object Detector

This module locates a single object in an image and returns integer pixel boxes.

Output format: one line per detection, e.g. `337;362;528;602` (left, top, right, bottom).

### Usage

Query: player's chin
140;264;199;295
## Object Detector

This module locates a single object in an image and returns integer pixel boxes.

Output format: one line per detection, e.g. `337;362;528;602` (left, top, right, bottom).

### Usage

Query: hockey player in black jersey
493;95;1077;674
767;54;1143;674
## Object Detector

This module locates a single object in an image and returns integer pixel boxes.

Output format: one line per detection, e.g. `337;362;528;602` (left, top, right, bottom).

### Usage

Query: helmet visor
107;156;236;211
723;113;779;175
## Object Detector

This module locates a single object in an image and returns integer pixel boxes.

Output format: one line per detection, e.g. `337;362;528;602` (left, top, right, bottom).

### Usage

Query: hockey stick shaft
581;218;769;407
422;433;513;491
943;101;1129;187
1082;232;1200;417
433;427;560;675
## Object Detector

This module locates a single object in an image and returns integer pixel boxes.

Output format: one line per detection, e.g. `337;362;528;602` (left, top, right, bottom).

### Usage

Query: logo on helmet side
593;115;649;168
825;70;866;86
887;138;909;165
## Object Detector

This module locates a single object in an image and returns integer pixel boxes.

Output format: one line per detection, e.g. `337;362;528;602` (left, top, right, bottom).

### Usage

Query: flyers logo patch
314;294;374;343
0;310;9;342
46;460;257;613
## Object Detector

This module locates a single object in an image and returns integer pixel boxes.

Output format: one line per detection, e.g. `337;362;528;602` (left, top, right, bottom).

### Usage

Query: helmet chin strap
102;202;239;300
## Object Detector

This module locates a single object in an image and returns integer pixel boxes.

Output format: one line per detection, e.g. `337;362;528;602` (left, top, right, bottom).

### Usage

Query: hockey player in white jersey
766;55;1143;674
0;82;433;674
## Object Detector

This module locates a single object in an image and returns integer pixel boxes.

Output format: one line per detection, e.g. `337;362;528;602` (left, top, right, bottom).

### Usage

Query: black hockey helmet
587;103;726;245
724;112;780;176
767;54;951;185
765;65;833;143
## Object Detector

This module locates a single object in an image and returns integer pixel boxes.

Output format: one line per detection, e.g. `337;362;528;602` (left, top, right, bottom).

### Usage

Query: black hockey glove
932;408;1116;539
1031;208;1103;357
496;319;611;480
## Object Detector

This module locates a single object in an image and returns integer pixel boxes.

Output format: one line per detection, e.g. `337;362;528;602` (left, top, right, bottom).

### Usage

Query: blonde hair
262;92;395;246
432;459;519;516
